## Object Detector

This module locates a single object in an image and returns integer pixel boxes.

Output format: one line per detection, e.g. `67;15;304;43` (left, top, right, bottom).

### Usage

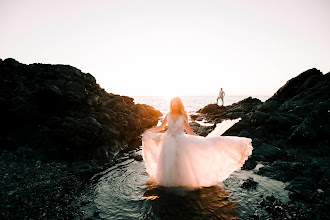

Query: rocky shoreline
0;147;83;219
192;68;330;219
1;58;329;219
0;58;162;163
0;58;161;219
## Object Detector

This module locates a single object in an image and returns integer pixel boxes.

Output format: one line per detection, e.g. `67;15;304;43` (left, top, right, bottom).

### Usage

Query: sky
1;0;329;97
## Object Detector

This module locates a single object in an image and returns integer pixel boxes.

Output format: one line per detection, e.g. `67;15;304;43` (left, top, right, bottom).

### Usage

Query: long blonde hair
170;97;189;122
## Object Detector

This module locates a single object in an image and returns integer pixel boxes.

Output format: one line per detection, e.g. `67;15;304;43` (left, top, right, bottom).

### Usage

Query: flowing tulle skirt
142;120;253;187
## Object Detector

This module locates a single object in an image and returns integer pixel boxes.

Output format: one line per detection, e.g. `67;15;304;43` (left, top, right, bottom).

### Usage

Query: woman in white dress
142;97;253;188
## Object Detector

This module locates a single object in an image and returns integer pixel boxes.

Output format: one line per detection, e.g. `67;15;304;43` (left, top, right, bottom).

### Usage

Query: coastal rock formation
198;68;330;156
0;58;162;162
197;68;330;219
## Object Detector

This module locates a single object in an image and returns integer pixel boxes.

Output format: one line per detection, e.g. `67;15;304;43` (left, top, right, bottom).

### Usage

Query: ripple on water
78;157;289;219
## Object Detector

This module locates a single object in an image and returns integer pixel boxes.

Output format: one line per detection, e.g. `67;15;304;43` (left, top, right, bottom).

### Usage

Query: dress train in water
142;114;253;187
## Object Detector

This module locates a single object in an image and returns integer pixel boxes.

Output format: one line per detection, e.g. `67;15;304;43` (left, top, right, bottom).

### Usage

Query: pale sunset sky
1;0;329;97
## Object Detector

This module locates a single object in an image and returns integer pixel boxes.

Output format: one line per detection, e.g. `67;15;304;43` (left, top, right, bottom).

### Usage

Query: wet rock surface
197;68;330;219
0;147;84;219
240;177;258;189
249;192;327;220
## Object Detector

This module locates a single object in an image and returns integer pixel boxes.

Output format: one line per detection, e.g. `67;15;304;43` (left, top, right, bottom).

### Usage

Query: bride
142;97;253;187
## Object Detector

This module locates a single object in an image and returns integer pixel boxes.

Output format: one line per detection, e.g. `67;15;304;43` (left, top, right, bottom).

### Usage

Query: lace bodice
167;113;184;136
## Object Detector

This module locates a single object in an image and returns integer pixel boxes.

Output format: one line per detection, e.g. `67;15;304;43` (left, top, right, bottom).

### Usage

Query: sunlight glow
1;0;329;97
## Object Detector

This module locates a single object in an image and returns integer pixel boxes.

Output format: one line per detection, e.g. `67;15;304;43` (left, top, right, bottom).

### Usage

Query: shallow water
78;151;288;219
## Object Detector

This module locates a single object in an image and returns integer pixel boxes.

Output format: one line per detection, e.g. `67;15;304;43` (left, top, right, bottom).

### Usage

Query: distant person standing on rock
217;88;225;106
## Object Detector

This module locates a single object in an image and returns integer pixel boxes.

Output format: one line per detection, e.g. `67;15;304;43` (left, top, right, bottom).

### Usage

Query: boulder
242;159;257;170
240;177;258;189
197;104;222;114
228;97;262;113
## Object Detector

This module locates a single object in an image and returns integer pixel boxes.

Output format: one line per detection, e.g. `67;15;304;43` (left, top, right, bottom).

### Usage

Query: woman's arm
145;114;168;133
184;120;198;136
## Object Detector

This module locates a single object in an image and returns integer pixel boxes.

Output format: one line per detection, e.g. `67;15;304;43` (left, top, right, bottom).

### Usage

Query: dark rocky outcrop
197;97;263;137
198;68;330;161
198;68;330;219
0;58;162;163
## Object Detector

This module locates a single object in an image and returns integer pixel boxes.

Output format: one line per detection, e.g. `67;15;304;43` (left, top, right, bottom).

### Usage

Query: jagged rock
274;68;323;100
199;68;329;157
198;97;261;116
242;159;257;170
190;114;199;121
197;104;222;114
228;97;262;113
0;58;162;162
240;177;258;189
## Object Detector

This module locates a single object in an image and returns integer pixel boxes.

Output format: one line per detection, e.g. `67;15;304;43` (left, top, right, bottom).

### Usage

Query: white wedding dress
142;113;253;187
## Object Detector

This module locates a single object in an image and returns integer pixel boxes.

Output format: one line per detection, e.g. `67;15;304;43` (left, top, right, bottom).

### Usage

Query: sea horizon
132;95;271;114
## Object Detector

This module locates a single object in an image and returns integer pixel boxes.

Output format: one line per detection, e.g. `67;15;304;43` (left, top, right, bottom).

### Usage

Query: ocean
132;95;270;114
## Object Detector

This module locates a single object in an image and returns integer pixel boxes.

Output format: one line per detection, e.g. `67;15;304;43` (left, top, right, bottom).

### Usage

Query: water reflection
143;180;240;220
77;158;289;219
